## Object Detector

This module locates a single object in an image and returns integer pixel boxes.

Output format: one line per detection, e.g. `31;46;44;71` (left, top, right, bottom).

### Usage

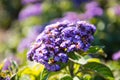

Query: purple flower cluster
18;3;42;20
85;1;103;18
27;20;96;71
79;1;103;20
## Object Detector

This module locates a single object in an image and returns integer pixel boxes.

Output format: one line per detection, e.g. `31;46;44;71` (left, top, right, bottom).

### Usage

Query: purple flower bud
58;53;68;63
60;40;71;48
67;45;76;52
54;56;60;62
46;64;60;71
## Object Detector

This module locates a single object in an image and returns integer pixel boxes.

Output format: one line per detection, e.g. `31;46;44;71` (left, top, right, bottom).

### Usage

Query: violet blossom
27;20;96;71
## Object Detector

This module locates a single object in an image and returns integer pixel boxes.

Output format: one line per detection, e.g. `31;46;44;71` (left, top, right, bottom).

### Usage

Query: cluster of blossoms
79;1;103;20
27;20;96;71
85;1;103;16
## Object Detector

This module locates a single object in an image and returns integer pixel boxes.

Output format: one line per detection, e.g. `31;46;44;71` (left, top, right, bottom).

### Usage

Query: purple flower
21;0;42;5
2;60;11;71
58;53;68;63
48;64;60;71
112;51;120;60
79;1;103;20
18;3;42;20
2;56;19;71
86;2;103;17
113;5;120;16
27;20;96;71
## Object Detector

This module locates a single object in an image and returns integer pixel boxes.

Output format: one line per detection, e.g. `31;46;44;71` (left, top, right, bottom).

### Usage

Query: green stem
68;61;74;77
74;52;83;58
69;58;80;64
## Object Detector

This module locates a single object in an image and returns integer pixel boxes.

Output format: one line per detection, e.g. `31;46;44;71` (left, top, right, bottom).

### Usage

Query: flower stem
68;60;74;77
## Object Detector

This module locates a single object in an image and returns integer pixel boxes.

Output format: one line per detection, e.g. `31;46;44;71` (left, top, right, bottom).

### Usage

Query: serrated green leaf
60;74;72;80
84;62;114;80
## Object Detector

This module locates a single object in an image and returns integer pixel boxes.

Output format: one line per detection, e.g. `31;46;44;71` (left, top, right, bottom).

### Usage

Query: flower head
27;20;96;71
79;1;103;20
87;2;103;17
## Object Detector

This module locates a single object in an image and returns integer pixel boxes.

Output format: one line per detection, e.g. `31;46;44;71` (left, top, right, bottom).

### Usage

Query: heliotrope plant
27;20;95;71
26;20;114;80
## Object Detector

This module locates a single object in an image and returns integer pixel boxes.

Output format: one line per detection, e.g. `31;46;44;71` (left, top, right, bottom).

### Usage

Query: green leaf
10;74;18;80
84;62;114;80
68;52;80;60
73;76;79;80
86;46;106;57
68;52;87;65
83;74;92;80
39;69;50;80
87;46;104;53
11;60;18;72
60;74;72;80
